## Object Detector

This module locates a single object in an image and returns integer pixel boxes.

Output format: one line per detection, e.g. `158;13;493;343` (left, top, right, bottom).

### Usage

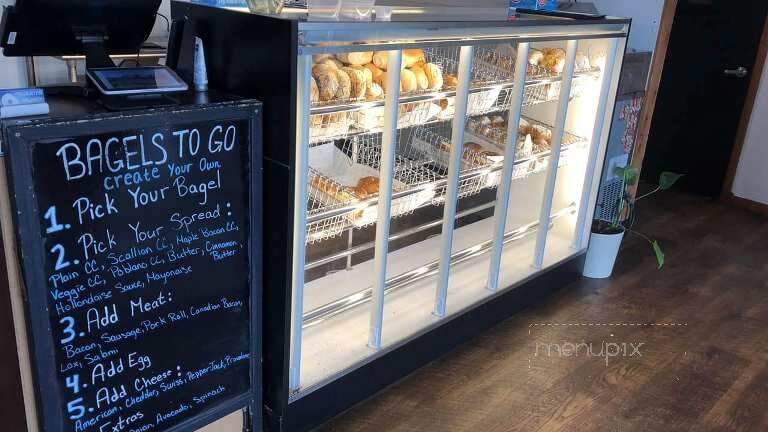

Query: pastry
531;125;552;142
312;63;336;78
309;112;348;138
373;51;406;71
518;118;531;135
315;70;340;102
312;54;334;63
353;107;383;130
589;52;607;70
480;150;501;158
575;52;591;70
336;51;374;66
352;186;369;199
409;65;430;91
542;48;567;73
464;142;482;153
491;116;506;127
542;54;565;74
529;127;541;141
311;176;358;203
443;74;459;88
534;138;550;151
545;48;566;58
351;65;373;88
366;82;383;100
310;77;319;103
400;68;418;93
356;176;380;195
363;63;383;81
423;63;443;90
437;98;455;119
342;67;367;99
402;49;426;68
334;68;352;100
528;49;544;66
324;57;345;69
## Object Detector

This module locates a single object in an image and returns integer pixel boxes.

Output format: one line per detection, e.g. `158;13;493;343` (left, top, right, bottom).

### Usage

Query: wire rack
308;45;602;135
465;115;586;154
305;136;437;243
309;111;351;144
304;115;588;243
351;101;444;133
407;123;502;202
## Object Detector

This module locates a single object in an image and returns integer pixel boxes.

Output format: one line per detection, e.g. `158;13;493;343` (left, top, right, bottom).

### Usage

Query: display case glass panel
291;34;625;395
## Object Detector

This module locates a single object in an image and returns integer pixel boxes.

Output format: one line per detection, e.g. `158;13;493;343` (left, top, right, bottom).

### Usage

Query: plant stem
635;186;661;202
628;229;653;245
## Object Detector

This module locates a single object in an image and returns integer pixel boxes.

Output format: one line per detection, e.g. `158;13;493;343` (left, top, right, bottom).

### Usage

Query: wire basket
407;123;502;202
425;46;514;87
465;115;586;153
309;111;351;144
351;101;443;132
305;140;436;243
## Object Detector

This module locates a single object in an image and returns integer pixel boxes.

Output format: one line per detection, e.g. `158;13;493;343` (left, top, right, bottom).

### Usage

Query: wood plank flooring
317;192;768;432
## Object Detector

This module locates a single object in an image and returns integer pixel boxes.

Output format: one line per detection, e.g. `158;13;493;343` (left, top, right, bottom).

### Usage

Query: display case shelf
304;117;587;244
308;71;599;145
309;70;600;115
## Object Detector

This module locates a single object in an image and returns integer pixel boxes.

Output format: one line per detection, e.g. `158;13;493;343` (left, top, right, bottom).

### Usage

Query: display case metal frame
289;23;627;396
170;4;628;431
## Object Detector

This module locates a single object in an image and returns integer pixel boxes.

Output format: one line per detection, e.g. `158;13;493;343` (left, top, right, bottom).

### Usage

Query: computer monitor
0;0;162;67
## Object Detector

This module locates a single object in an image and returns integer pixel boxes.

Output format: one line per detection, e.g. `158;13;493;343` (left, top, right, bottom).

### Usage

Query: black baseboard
278;254;584;432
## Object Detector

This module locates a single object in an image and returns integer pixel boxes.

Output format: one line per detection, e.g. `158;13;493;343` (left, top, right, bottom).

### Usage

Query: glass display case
171;3;629;430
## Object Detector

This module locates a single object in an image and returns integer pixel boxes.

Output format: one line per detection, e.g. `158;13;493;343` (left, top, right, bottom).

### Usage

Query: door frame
629;0;678;198
721;13;768;215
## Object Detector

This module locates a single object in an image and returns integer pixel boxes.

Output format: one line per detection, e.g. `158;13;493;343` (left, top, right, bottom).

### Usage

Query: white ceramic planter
583;230;625;279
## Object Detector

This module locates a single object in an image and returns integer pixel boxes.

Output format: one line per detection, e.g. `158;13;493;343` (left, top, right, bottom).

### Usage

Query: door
643;0;768;197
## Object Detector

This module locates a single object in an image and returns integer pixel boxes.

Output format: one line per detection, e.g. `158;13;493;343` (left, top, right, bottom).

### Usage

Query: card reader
86;66;189;96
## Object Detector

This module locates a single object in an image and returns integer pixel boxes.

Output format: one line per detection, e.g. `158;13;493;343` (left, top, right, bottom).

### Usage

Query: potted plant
583;167;682;279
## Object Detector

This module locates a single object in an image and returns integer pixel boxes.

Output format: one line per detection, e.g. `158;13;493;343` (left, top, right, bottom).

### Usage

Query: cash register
0;0;189;110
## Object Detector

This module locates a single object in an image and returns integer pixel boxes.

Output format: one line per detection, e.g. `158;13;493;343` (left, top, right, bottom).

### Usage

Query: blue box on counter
509;0;557;11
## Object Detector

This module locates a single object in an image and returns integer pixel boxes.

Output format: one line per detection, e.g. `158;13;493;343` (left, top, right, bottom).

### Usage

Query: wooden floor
317;191;768;432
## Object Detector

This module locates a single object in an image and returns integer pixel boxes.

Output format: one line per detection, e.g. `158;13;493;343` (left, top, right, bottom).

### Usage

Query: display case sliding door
289;36;626;396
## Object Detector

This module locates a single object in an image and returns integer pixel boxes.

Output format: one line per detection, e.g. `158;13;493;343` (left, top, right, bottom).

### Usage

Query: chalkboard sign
2;100;261;432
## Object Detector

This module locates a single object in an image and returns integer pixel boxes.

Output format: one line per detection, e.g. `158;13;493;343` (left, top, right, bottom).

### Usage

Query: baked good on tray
356;176;380;195
311;49;444;103
336;52;374;66
310;176;358;204
334;68;352;100
410;64;430;91
342;67;367;99
310;77;319;103
541;48;566;74
315;70;340;102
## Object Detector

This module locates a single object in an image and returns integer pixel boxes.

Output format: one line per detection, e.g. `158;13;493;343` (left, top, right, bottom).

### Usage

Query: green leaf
614;166;640;185
652;241;665;269
659;172;684;190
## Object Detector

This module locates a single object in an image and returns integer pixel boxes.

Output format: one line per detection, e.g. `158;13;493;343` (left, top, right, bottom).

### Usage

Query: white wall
732;60;768;205
591;0;664;53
